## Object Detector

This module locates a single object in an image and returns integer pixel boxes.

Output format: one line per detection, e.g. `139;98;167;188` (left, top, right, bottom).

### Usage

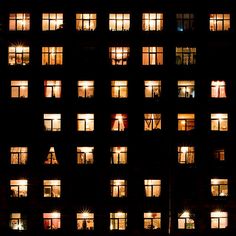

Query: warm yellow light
81;211;89;219
51;212;60;219
181;211;190;218
18;179;27;185
117;212;124;217
21;20;26;26
83;83;89;89
181;147;188;153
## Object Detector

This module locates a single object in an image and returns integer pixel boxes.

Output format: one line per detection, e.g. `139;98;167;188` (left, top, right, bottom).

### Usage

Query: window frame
178;146;195;165
142;46;163;65
110;212;127;230
144;81;161;98
144;212;161;230
10;180;28;198
10;213;27;231
77;147;94;164
211;179;228;197
111;114;128;132
42;13;63;31
76;13;97;31
109;47;130;66
110;147;127;164
43;212;61;230
78;81;94;98
77;114;94;132
110;179;127;197
111;80;128;98
177;80;195;98
109;13;130;31
211;113;228;131
77;212;94;230
209;14;230;31
8;46;30;66
144;179;161;197
142;13;163;31
176;13;195;32
176;47;196;65
43;180;61;198
42;47;63;65
44;114;61;132
10;147;28;165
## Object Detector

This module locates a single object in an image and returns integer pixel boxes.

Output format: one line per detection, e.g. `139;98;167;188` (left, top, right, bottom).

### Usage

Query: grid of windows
0;2;234;235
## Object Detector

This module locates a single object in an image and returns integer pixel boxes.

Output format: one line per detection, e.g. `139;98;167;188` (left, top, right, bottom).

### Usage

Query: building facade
0;0;235;235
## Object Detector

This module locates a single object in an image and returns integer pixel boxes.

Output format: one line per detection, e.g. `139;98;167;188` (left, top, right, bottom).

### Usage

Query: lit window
9;13;30;31
211;114;228;131
144;212;161;230
176;13;195;31
144;180;161;197
8;46;30;65
109;13;130;31
144;113;161;131
214;149;225;161
211;211;228;229
111;114;128;131
77;114;94;131
178;211;195;229
111;81;128;98
10;213;27;230
10;180;28;197
178;146;195;164
110;212;127;230
211;81;226;98
78;81;94;98
111;180;127;197
42;47;63;65
176;47;196;65
44;147;59;164
42;13;63;31
142;47;163;65
43;212;61;230
109;47;130;65
210;14;230;31
211;179;228;197
111;147;127;164
44;114;61;132
76;13;96;31
77;212;94;230
11;81;28;98
178;114;195;131
144;81;161;98
10;147;28;165
178;81;195;98
44;81;61;98
77;147;94;164
142;13;163;31
44;180;61;198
